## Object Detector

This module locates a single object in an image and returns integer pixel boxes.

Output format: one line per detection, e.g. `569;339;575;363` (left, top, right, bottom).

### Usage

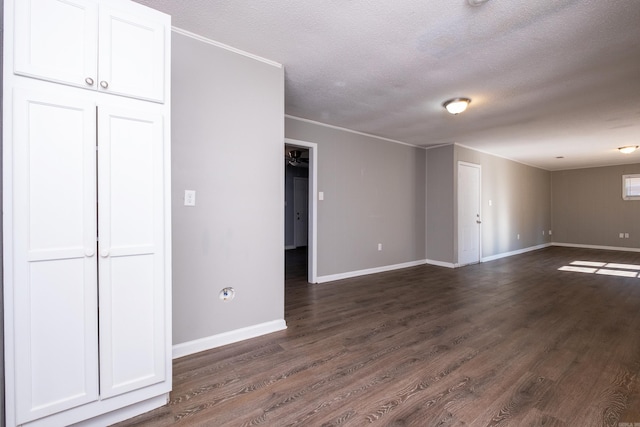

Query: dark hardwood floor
114;247;640;426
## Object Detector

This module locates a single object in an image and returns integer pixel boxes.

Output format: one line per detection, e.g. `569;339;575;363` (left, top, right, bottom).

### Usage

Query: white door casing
458;161;481;266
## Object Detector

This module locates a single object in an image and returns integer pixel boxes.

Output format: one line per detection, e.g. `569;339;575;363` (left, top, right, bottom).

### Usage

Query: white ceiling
135;0;640;171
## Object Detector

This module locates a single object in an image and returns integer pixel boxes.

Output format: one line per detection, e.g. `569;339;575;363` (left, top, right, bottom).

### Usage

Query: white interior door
293;177;308;247
97;104;166;398
12;87;99;423
458;162;481;266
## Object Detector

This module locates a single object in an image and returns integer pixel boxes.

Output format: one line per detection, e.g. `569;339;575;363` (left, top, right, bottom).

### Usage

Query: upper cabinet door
14;0;99;90
98;3;167;102
13;0;168;103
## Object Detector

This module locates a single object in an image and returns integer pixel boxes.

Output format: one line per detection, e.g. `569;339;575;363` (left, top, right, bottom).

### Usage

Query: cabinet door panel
12;88;98;423
108;113;156;248
97;106;166;398
14;0;98;89
98;4;166;102
28;260;96;411
102;255;163;391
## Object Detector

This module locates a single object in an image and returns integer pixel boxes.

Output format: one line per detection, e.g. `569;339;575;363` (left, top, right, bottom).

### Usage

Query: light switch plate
184;190;196;206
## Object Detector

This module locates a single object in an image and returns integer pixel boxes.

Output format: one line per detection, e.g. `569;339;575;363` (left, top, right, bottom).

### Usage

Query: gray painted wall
552;164;640;248
455;145;552;260
426;145;455;263
426;145;552;265
285;118;426;277
171;32;284;345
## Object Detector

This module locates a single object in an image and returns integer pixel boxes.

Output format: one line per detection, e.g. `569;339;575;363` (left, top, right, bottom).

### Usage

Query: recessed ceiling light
618;145;638;154
555;156;565;159
442;98;471;115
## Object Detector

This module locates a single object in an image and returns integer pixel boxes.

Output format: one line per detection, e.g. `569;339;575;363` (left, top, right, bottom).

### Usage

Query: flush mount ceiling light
618;145;639;154
443;98;471;115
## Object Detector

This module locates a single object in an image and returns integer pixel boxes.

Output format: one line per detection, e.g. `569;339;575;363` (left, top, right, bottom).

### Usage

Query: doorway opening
284;138;317;284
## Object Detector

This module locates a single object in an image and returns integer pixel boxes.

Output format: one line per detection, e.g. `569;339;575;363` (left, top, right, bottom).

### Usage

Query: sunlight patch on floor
605;263;640;271
559;266;598;274
559;261;640;278
596;269;639;278
570;261;607;267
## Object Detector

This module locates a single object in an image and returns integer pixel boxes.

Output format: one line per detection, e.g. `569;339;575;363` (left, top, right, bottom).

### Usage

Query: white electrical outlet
219;287;235;301
619;233;625;238
378;243;382;251
548;230;552;236
625;233;630;238
318;191;324;201
184;190;196;206
517;234;520;240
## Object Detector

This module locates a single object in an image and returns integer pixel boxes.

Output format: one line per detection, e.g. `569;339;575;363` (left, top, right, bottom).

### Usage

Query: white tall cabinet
3;0;172;426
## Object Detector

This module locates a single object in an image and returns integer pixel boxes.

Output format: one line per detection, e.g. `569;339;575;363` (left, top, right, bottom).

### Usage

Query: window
622;174;640;200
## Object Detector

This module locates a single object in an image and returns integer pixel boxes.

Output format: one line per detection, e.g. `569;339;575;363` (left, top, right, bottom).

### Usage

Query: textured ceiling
135;0;640;170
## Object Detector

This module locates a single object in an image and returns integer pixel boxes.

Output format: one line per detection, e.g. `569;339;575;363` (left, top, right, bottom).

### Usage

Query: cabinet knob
100;81;109;89
85;249;95;257
85;77;94;86
100;249;110;258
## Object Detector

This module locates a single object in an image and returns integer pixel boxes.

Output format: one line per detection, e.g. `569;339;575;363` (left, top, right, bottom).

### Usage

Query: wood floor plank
113;247;640;426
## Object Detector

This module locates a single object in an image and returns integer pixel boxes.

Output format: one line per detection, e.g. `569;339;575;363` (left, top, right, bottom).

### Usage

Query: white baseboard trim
284;245;296;250
172;319;287;359
551;242;640;253
81;394;169;427
481;243;552;263
426;259;456;268
316;259;428;283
